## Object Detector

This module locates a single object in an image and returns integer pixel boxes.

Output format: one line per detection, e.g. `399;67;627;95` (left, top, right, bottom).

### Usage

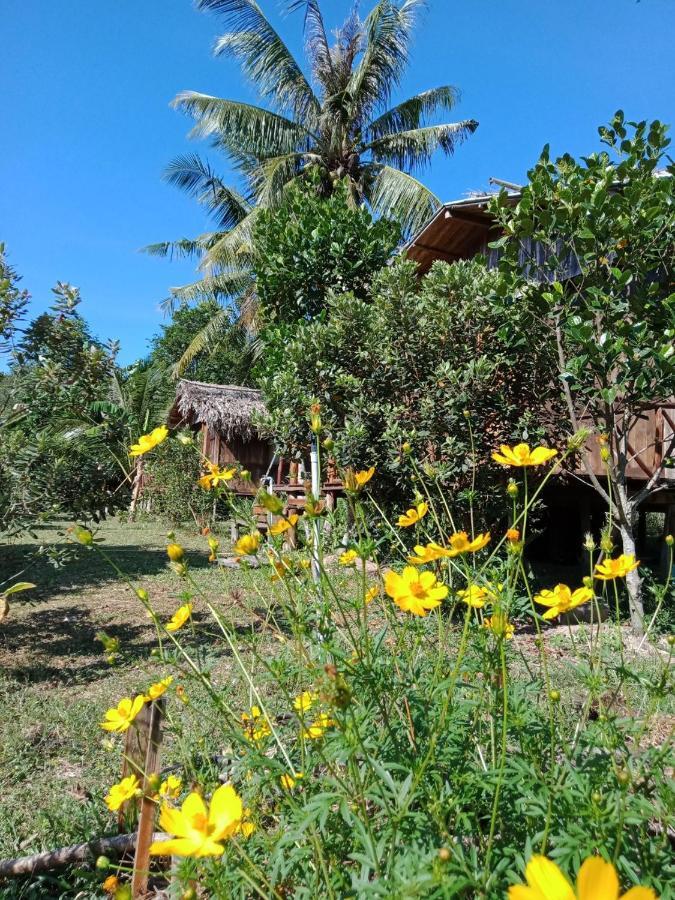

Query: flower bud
181;889;198;900
667;634;675;647
73;526;94;546
591;791;602;804
600;533;614;553
438;847;451;862
171;562;188;578
549;689;561;703
402;441;412;455
582;575;593;589
583;533;596;552
240;469;251;481
600;446;611;462
463;409;471;419
166;543;184;562
146;772;161;794
166;531;176;540
177;433;193;446
322;437;334;451
666;534;674;547
136;588;149;602
567;428;591;451
616;768;630;787
506;480;518;498
96;856;110;871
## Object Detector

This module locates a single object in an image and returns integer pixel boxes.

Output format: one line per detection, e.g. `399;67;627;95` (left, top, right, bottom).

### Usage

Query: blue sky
2;0;673;364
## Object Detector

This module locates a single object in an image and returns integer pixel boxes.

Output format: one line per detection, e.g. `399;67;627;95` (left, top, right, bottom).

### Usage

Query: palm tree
150;0;477;364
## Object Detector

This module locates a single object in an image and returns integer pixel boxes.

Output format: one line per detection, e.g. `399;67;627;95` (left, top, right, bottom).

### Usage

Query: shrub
142;435;215;529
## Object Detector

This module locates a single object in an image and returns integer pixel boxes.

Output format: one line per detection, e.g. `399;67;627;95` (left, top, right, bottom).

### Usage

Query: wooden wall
201;426;273;494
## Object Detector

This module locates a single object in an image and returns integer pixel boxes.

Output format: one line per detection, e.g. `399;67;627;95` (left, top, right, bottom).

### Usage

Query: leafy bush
142;434;216;529
258;257;562;525
84;431;673;898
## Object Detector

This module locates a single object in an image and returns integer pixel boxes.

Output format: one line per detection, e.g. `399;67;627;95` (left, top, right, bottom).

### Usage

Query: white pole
310;435;321;586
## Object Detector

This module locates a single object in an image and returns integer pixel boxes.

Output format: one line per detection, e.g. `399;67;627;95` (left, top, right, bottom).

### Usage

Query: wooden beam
409;242;462;262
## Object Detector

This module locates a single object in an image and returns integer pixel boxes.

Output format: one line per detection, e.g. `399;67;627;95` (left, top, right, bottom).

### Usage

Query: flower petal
576;856;619;900
524;856;575;900
209;784;242;837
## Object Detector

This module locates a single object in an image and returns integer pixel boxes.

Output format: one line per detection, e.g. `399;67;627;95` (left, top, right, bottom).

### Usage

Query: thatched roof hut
173;379;266;442
170;380;272;491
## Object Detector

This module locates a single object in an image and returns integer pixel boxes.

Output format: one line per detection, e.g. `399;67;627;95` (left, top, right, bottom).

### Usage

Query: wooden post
119;700;164;898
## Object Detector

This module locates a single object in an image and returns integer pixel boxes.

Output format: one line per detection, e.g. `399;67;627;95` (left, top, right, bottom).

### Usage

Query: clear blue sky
2;0;673;364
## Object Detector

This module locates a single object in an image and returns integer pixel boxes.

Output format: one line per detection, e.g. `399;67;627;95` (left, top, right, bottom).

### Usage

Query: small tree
492;113;675;631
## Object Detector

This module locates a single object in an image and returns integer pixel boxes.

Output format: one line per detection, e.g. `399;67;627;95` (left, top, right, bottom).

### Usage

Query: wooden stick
0;832;169;879
131;699;164;899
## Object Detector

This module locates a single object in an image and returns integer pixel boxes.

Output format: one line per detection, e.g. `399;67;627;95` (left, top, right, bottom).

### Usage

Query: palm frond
366;120;479;172
287;1;334;91
196;0;320;121
173;93;312;157
367;162;439;236
203;210;259;271
163;154;251;228
365;86;461;140
168;270;253;309
171;307;231;377
142;234;218;261
348;0;427;123
255;154;309;207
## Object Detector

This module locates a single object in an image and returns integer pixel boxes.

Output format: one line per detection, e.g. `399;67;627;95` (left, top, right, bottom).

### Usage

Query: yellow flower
594;554;640;580
269;514;299;536
535;584;594;620
166;542;184;562
293;691;318;714
100;695;145;732
104;773;141;811
355;466;375;487
234;532;261;556
447;531;491;556
102;875;120;895
483;613;514;640
149;784;253;858
159;774;182;799
198;462;236;490
508;853;656;899
407;542;451;565
129;425;169;457
365;585;380;604
384;566;448;617
506;528;521;542
339;549;359;566
344;466;376;492
397;502;428;528
303;712;335;740
145;676;173;701
492;443;558;467
457;584;491;609
207;536;219;563
241;706;271;743
166;602;192;633
280;772;304;790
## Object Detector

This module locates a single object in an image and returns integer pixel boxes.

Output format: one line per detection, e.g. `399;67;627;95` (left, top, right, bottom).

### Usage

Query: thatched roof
175;379;266;441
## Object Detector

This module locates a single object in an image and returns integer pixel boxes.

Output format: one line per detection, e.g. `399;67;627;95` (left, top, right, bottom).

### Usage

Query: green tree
258;258;560;520
492;113;675;631
253;175;400;322
149;300;254;384
150;0;476;307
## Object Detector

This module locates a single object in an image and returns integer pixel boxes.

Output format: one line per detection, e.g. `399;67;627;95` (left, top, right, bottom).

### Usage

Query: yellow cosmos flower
241;706;271;743
149;784;253;858
280;772;303;790
483;612;514;640
397;502;429;528
269;514;299;536
100;695;145;732
508;853;656;899
207;536;219;563
104;773;141;811
339;549;359;566
303;712;335;740
344;466;376;492
198;463;237;491
492;443;558;467
594;554;640;580
166;602;192;633
145;676;173;701
159;774;182;799
457;584;491;609
447;531;491;556
365;585;380;604
535;584;594;620
129;425;169;457
293;691;318;714
234;532;261;557
384;566;448;617
407;542;451;565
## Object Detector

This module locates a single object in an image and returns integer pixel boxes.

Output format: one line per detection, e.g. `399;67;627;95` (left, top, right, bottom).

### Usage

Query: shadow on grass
0;543;211;602
0;602;270;686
